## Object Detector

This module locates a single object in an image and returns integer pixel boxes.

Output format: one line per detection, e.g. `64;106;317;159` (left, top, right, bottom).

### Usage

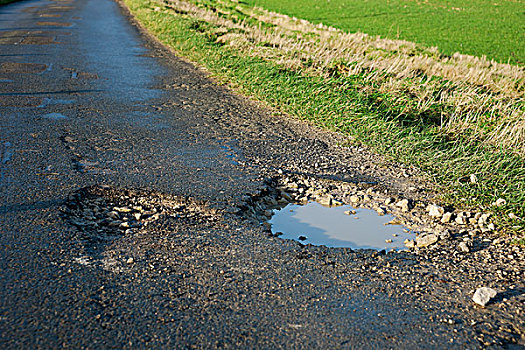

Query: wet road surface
1;0;522;348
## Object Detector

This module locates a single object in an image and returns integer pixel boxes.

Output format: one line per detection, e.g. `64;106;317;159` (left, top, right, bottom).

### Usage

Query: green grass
123;0;525;237
246;0;525;65
0;0;20;5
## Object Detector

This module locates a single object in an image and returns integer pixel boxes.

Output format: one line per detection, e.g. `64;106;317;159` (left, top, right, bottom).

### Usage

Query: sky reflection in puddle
269;202;414;250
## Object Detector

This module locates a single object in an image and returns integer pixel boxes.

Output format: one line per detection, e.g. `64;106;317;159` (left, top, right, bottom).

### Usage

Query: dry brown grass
159;0;525;155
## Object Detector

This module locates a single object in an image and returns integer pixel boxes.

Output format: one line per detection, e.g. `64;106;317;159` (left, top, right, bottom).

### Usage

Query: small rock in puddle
269;201;415;250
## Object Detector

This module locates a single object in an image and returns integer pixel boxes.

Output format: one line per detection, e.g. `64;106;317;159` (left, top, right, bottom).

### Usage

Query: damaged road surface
0;0;523;348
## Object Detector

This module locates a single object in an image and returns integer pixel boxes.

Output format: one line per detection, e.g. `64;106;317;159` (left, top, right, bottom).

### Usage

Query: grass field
124;0;524;238
246;0;525;65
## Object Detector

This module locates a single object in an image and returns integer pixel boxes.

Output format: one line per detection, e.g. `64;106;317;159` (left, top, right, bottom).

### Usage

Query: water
269;202;415;250
42;112;67;120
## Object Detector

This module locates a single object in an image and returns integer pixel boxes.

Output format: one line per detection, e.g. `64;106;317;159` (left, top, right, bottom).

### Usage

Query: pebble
375;207;386;216
396;199;410;212
427;204;444;218
458;242;470;253
441;212;453;223
455;214;467;225
108;211;119;219
404;239;415;248
126;257;134;264
114;206;132;213
344;210;356;215
318;196;332;207
439;230;451;239
493;198;506;207
349;195;359;203
472;287;497;307
416;234;438;248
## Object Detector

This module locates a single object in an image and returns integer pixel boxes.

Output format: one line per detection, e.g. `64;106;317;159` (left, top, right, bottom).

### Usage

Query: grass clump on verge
122;0;525;237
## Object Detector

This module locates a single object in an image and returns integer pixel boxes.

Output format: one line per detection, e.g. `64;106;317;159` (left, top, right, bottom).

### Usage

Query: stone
458;242;470;253
404;239;415;248
455;214;467;225
126;257;134;264
396;199;410;212
384;198;394;205
427;204;445;218
114;206;132;213
441;212;453;223
318;196;332;207
416;234;439;248
478;213;491;225
344;210;356;215
375;207;386;216
349;195;360;203
385;239;393;243
493;198;506;207
331;199;343;206
472;287;497;307
119;222;130;229
439;230;451;240
470;174;478;183
108;211;119;219
281;191;293;202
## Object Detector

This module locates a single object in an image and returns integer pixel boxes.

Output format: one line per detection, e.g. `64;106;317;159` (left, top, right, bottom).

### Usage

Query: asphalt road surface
0;0;523;348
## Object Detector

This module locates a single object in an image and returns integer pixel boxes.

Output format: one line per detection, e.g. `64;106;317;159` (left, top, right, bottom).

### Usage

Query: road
0;0;523;348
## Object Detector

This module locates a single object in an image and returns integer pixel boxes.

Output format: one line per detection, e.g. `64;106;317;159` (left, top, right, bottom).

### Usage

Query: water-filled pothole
269;201;414;250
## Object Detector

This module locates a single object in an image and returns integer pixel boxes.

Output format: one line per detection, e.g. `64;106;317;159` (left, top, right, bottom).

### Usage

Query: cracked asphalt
0;0;523;348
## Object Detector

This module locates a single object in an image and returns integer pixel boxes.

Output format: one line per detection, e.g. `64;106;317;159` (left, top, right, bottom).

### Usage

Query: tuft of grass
123;0;525;237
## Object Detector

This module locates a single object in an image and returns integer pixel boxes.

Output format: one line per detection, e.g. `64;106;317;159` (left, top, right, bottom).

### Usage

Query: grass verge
122;0;524;237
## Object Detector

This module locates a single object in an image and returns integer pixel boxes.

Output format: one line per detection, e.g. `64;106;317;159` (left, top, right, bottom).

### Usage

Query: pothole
238;173;497;251
64;185;221;245
270;201;414;250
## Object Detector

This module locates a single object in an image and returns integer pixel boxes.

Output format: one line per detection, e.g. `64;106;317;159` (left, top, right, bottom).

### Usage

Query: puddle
2;142;13;164
269;202;415;250
40;97;75;107
42;112;68;120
